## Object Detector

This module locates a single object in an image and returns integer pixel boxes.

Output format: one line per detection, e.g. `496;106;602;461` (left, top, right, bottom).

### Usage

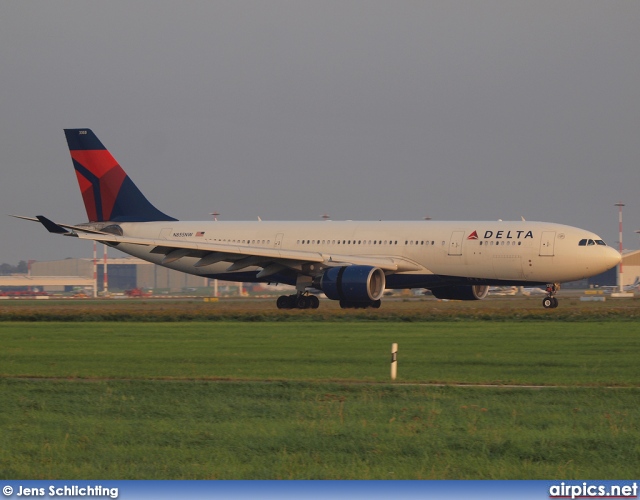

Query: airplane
600;277;640;293
627;277;640;292
15;129;621;310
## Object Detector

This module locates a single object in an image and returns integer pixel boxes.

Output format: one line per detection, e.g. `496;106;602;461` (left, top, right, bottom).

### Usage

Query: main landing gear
275;294;382;310
276;293;320;310
542;283;560;309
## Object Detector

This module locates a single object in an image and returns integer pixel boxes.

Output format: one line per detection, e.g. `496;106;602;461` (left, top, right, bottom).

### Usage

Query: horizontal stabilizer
11;214;119;236
36;215;69;234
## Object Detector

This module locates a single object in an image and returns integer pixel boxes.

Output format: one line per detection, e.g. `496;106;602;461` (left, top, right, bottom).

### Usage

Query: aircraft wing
69;230;425;275
18;214;427;276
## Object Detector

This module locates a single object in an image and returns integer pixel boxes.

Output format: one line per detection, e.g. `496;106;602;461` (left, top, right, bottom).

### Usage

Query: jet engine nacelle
430;285;490;301
316;265;386;302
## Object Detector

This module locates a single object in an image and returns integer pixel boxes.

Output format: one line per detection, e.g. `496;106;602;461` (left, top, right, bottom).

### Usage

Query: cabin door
448;231;464;256
539;231;556;256
274;233;284;249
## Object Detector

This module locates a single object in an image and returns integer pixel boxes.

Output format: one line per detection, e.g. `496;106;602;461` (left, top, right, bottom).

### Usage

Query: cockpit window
579;238;607;247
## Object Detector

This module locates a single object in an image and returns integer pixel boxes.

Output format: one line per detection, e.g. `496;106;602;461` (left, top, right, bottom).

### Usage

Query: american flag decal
195;231;205;237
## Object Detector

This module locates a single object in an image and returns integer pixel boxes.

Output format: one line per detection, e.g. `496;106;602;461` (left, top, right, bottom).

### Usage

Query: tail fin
64;129;176;222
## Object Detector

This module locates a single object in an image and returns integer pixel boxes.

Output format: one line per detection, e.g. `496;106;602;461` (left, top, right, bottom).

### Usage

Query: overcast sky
1;1;639;264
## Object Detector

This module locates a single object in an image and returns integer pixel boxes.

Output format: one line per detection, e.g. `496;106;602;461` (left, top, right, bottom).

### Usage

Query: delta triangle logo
467;230;479;240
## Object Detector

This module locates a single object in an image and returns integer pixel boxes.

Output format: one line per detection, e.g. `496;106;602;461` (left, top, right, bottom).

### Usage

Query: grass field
1;321;639;385
1;314;639;479
2;379;638;479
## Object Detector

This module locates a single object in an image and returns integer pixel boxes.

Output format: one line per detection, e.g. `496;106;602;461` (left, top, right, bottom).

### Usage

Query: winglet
35;215;70;234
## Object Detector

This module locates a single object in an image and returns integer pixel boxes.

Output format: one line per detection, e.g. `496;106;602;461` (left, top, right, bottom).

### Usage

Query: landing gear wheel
296;295;310;309
542;283;560;309
371;299;381;309
309;295;320;309
277;295;293;309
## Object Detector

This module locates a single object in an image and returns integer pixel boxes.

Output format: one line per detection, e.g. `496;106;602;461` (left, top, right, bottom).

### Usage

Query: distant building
30;257;208;292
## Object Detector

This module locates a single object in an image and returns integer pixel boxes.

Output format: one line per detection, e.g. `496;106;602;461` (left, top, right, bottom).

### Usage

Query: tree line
0;261;28;275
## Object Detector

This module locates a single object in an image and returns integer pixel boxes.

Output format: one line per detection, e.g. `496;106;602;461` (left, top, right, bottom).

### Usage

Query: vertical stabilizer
64;129;176;222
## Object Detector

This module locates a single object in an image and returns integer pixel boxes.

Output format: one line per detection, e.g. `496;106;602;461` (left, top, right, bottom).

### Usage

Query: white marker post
391;343;398;381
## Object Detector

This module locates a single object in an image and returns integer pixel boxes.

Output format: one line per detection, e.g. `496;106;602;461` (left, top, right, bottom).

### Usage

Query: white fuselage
108;220;620;288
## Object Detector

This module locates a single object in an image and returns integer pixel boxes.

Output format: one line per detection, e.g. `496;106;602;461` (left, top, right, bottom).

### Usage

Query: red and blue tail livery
64;129;175;223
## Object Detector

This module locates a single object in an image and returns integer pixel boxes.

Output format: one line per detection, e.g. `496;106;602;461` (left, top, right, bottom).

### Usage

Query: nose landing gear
542;283;560;309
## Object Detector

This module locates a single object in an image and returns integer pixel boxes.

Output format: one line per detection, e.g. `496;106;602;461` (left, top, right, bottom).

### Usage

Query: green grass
1;380;638;479
1;322;639;385
1;320;639;479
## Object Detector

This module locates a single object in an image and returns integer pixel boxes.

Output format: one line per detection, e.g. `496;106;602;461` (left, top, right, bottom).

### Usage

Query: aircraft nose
603;247;622;271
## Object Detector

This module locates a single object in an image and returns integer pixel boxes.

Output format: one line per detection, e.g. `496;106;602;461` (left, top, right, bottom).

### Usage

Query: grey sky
1;1;639;264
